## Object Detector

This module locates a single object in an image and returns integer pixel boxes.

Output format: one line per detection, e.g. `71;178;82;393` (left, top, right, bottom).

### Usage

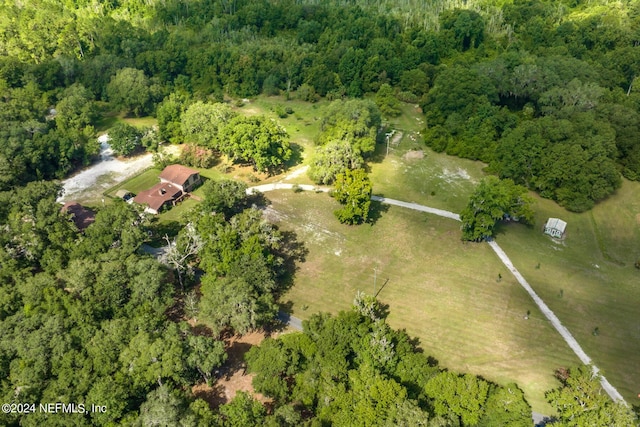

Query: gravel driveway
58;134;153;203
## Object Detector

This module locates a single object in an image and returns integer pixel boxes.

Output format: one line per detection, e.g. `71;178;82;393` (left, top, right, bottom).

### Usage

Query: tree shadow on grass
275;229;309;296
149;220;182;245
272;301;296;333
367;197;390;225
493;219;535;240
283;142;304;170
247;190;270;209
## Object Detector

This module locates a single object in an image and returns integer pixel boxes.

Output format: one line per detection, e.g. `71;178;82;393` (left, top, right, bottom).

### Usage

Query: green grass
369;104;487;214
159;198;199;223
494;179;640;405
106;168;161;197
238;96;329;148
96;111;157;132
267;189;578;413
97;98;640;410
122;116;157;128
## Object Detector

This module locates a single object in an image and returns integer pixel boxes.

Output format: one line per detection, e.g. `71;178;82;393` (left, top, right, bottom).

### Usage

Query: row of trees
244;295;637;426
422;54;634;212
244;294;520;426
2;0;639;209
159;99;292;173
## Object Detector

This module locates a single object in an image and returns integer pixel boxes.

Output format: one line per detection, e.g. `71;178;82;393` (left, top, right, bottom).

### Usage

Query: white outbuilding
544;218;567;239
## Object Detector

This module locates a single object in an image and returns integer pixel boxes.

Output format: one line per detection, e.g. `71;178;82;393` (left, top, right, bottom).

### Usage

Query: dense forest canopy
2;0;640;425
1;0;640;207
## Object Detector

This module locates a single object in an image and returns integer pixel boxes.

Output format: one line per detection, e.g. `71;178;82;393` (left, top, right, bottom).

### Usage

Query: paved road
277;311;303;331
371;195;461;221
487;240;626;404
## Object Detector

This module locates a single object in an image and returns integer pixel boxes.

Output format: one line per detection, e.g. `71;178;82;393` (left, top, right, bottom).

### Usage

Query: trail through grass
267;189;578;413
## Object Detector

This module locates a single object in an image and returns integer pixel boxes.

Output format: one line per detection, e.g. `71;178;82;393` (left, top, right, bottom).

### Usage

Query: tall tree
308;140;364;185
318;99;381;155
108;122;142;156
545;366;637;426
332;168;373;225
107;67;151;117
181;101;236;148
460;176;534;241
219;115;291;174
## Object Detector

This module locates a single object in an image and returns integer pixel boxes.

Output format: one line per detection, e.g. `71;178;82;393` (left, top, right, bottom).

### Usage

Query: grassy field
495;180;640;405
96;98;640;410
96;112;158;132
368;103;487;213
265;189;578;413
106;168;161;197
207;98;640;410
237;96;329;156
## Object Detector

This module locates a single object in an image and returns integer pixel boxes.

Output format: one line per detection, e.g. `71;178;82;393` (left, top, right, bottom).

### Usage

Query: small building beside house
544;217;567;239
61;201;96;231
159;164;201;193
115;189;135;203
133;182;183;214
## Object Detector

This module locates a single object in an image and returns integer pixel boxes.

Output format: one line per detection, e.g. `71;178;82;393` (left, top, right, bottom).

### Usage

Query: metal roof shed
544;218;567;238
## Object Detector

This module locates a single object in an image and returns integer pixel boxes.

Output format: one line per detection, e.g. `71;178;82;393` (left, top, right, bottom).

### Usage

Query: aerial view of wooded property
1;0;639;426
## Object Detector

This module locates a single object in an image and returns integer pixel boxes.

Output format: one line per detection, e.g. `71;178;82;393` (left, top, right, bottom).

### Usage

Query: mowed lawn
106;168;161;197
266;189;579;413
495;179;640;405
238;96;329;154
367;105;640;405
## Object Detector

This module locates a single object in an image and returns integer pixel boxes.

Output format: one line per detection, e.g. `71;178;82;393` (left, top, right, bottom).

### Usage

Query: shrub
179;144;217;168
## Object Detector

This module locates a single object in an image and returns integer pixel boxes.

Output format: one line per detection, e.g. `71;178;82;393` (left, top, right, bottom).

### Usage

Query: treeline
3;0;640;208
245;295;637;426
0;182;224;426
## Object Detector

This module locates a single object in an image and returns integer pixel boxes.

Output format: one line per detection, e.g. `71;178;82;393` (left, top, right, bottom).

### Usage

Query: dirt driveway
58;134;153;203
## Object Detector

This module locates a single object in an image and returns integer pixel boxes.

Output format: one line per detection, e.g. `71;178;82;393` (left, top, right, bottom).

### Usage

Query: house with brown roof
133;182;183;215
61;202;96;231
159;164;201;192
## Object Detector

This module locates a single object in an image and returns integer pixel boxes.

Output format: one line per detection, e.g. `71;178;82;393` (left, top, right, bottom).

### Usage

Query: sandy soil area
58;134;153;203
192;331;272;409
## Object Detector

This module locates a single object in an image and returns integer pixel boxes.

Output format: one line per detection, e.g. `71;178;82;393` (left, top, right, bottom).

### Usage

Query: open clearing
495;181;640;406
266;189;578;413
192;332;270;409
78;97;639;412
59;135;153;204
365;103;640;407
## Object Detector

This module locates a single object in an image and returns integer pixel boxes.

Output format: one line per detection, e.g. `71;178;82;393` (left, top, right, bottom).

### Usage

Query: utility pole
386;133;390;157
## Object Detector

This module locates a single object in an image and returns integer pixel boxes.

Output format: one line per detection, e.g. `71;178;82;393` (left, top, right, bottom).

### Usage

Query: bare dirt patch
59;135;153;203
439;167;472;183
193;331;272;409
261;205;288;222
283;165;309;181
402;150;424;160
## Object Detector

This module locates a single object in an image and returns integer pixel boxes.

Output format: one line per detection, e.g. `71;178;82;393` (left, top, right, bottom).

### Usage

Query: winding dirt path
249;184;627;405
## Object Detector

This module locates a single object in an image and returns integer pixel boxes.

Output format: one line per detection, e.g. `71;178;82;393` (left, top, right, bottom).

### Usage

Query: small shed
544;218;567;239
